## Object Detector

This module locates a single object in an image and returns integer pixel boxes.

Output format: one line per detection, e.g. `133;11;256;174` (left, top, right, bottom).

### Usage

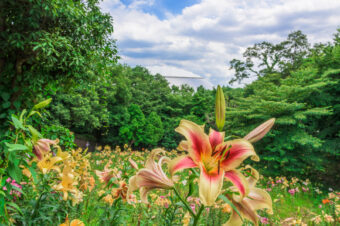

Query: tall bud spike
215;85;226;131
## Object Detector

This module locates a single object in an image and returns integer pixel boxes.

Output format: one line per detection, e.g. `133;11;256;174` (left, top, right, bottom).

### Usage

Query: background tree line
0;0;339;187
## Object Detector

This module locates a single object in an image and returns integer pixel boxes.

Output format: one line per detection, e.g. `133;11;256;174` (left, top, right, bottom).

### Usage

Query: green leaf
28;125;42;142
11;115;25;130
6;202;23;215
33;98;52;109
1;92;10;101
27;110;42;118
2;101;10;109
5;143;28;152
19;109;27;122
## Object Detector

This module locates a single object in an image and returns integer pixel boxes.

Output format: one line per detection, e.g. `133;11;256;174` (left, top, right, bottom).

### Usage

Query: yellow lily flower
37;154;62;174
53;166;78;200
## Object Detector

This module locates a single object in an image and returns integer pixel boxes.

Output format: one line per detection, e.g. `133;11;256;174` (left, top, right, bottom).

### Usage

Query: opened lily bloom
128;149;174;203
169;120;259;206
223;166;273;226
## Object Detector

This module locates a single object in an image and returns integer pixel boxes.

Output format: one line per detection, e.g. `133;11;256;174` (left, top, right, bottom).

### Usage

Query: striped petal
175;120;212;162
209;129;224;150
224;170;249;200
221;139;259;171
199;165;224;206
168;155;198;176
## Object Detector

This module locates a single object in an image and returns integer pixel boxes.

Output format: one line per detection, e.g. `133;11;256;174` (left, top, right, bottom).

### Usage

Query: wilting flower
33;138;59;160
223;166;273;226
37;154;62;174
169;120;260;206
111;181;128;201
95;163;117;185
127;149;174;203
244;118;275;143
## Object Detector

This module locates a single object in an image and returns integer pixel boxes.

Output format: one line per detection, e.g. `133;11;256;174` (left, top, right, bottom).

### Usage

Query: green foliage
0;0;118;132
225;32;340;186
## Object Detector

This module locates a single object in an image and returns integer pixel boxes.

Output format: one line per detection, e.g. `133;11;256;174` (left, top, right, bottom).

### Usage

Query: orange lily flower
169;120;259;206
223;166;273;226
127;149;174;203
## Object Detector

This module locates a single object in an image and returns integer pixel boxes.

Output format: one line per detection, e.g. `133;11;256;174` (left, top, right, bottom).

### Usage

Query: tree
229;31;309;84
119;104;146;147
143;112;164;147
0;0;118;130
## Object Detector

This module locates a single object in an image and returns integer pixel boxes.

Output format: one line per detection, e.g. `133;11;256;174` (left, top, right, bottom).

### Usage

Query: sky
100;0;340;89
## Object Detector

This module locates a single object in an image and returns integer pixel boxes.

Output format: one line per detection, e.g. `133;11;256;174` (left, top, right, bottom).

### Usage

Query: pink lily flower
224;166;273;226
33;138;59;160
169;120;259;206
127;149;174;203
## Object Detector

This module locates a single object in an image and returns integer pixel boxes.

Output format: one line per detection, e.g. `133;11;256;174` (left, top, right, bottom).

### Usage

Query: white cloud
101;0;340;88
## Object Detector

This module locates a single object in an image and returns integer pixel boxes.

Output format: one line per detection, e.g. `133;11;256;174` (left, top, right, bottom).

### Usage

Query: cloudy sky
100;0;340;89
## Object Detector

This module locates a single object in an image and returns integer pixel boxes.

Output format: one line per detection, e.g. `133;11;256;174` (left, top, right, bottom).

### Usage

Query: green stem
193;205;204;226
173;187;195;217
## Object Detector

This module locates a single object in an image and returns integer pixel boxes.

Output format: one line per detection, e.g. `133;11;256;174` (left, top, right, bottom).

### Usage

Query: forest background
0;0;339;188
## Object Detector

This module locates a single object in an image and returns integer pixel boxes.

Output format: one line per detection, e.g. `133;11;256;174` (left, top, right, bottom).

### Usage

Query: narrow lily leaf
27;110;42;119
215;85;226;131
218;194;243;221
33;98;52;109
19;109;27;122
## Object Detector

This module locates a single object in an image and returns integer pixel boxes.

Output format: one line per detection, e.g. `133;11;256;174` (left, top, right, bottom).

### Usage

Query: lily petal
224;170;249;200
244;165;259;187
127;175;138;202
223;198;258;226
209;129;225;150
168;155;198;176
199;165;224;206
246;187;273;214
175;120;212;162
221;139;259;171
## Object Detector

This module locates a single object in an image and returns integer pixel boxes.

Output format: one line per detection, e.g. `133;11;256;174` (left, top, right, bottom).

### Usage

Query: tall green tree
229;31;309;84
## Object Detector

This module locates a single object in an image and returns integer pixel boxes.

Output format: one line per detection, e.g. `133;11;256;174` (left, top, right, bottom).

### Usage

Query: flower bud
215;85;226;131
244;118;275;143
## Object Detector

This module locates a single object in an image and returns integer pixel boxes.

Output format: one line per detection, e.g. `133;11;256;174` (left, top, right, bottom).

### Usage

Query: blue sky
101;0;340;89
